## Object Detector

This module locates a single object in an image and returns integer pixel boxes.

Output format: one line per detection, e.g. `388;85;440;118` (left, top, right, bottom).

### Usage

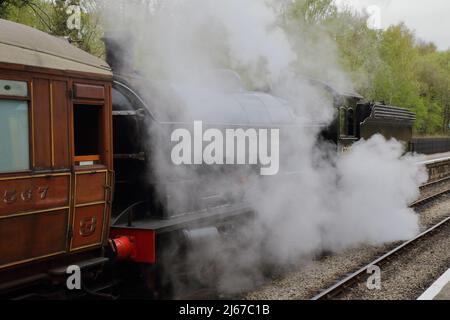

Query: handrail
111;200;150;227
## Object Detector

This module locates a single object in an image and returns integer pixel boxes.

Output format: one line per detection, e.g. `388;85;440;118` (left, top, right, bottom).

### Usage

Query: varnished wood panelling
75;171;106;204
32;79;52;169
0;175;70;217
0;210;68;267
0;62;113;274
0;63;112;82
74;83;105;100
70;204;105;250
105;84;113;169
52;81;70;168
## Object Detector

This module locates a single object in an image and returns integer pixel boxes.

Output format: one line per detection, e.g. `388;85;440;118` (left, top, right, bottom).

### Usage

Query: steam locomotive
318;81;416;154
0;19;416;299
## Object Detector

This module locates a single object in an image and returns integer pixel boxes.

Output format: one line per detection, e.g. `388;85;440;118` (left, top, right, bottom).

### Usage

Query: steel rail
174;157;450;300
311;158;450;300
311;200;450;300
410;189;450;207
419;176;450;190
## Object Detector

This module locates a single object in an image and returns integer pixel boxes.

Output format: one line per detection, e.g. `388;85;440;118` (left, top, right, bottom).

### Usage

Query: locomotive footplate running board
111;202;254;234
110;203;254;265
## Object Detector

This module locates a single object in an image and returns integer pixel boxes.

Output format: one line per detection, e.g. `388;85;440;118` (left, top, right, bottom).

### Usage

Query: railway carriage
0;19;114;297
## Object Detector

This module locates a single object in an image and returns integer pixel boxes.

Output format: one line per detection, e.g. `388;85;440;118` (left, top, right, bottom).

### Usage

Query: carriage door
70;83;112;251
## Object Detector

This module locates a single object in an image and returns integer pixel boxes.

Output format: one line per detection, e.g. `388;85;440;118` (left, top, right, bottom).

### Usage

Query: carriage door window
0;80;29;173
73;104;103;166
339;107;347;137
347;109;355;136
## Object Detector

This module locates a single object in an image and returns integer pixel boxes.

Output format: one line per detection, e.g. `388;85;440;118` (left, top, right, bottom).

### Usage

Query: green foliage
289;1;450;135
49;0;104;57
1;0;449;135
0;0;104;58
0;0;33;18
290;0;337;23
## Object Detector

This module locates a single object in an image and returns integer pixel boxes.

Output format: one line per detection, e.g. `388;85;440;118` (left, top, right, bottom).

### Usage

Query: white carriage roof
0;19;112;76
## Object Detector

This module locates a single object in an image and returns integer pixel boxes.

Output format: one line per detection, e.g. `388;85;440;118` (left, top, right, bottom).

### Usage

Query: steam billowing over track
310;155;450;300
163;155;450;300
247;156;450;301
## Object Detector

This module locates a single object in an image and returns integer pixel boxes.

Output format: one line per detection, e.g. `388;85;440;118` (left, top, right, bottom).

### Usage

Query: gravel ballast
245;188;450;300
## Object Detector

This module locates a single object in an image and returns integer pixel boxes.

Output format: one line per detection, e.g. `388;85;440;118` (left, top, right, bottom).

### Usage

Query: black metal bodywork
110;74;298;232
319;83;416;153
111;75;417;233
411;138;450;155
109;72;417;297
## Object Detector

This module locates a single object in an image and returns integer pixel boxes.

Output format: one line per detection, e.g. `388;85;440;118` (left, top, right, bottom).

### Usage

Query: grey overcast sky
335;0;450;50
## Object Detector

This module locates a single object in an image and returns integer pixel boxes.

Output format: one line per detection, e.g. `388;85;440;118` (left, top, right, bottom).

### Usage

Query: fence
411;138;450;155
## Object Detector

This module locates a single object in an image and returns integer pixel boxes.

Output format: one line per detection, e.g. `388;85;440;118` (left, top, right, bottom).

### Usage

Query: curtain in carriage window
0;100;29;173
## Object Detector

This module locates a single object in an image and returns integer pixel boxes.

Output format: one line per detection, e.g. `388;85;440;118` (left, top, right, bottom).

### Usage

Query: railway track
410;188;450;207
180;157;450;300
311;216;450;300
419;176;450;191
309;158;450;300
180;188;450;301
311;187;450;300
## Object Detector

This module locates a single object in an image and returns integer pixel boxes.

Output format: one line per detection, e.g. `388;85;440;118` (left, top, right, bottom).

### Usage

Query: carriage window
0;100;30;173
339;107;347;137
347;109;355;136
73;104;103;165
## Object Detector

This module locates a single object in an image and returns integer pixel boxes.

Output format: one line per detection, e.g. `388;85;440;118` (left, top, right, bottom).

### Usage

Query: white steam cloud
99;0;428;294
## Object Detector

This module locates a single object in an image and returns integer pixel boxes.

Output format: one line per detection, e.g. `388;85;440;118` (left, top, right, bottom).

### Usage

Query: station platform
417;152;450;165
418;269;450;300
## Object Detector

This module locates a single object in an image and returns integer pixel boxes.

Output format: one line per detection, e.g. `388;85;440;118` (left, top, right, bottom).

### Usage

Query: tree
1;0;449;136
290;0;337;24
1;0;55;31
49;0;104;57
1;0;104;57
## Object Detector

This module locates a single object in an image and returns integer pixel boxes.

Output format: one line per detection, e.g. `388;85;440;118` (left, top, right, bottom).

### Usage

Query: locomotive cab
319;81;416;153
334;93;363;153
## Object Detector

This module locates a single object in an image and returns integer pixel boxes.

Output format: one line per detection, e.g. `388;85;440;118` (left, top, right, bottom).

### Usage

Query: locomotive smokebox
103;31;134;74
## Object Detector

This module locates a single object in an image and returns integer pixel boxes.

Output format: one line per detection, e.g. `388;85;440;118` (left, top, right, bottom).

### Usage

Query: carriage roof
0;19;112;76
